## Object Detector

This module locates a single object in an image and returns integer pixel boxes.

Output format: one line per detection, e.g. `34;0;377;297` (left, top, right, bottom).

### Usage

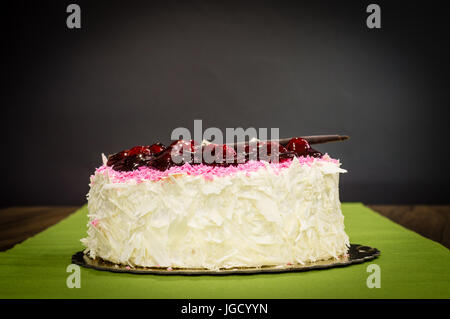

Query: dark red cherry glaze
149;142;166;155
222;145;237;161
202;144;237;165
168;140;200;166
128;146;150;157
148;149;173;171
106;150;128;167
257;142;287;158
286;137;311;156
108;137;324;172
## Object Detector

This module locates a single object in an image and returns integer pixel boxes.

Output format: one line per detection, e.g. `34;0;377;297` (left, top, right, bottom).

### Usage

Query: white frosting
81;157;349;269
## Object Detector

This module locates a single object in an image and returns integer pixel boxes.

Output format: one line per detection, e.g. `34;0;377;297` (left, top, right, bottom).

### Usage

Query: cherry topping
169;140;199;165
128;145;151;156
202;144;237;165
148;149;173;171
149;142;166;155
222;145;237;163
286;138;311;156
169;139;198;152
107;150;129;167
107;137;325;172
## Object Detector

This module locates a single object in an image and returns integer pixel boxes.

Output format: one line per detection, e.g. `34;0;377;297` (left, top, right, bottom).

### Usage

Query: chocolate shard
229;135;349;147
280;135;349;146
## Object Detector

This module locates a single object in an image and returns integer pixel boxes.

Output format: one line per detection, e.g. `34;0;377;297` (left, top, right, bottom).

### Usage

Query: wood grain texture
368;205;450;249
0;206;79;251
0;205;448;252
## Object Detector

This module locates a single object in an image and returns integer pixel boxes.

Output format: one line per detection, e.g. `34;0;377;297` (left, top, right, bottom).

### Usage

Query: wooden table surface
0;205;449;252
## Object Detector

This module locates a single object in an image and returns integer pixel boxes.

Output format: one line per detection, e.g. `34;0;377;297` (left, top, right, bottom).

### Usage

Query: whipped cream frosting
81;156;349;269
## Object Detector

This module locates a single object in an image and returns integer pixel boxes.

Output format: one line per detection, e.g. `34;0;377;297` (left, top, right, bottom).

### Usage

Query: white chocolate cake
81;138;349;270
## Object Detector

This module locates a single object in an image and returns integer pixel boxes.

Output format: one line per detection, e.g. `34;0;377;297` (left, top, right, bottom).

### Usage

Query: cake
81;137;350;270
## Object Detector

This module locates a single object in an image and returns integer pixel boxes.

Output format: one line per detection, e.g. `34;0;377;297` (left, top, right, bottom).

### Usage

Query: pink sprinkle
287;262;292;266
167;267;173;271
125;266;131;270
93;155;339;184
90;219;99;227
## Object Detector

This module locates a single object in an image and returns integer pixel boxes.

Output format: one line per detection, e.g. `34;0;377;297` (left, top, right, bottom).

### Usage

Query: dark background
1;0;449;207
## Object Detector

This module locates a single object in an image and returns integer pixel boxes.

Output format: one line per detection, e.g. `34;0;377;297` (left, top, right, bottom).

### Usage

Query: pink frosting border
92;155;339;184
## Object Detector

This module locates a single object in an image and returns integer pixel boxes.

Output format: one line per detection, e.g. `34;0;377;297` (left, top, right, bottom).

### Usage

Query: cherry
200;144;236;165
222;145;236;162
128;145;151;157
277;143;288;154
149;142;166;155
107;150;129;167
168;140;199;165
108;146;157;170
148;148;173;171
169;139;198;153
109;137;326;172
112;156;137;171
286;138;311;156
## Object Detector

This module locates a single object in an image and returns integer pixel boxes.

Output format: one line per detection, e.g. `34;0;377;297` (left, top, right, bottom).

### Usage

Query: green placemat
0;203;449;299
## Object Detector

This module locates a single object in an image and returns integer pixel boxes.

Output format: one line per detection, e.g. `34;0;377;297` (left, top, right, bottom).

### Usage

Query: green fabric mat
0;203;449;299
